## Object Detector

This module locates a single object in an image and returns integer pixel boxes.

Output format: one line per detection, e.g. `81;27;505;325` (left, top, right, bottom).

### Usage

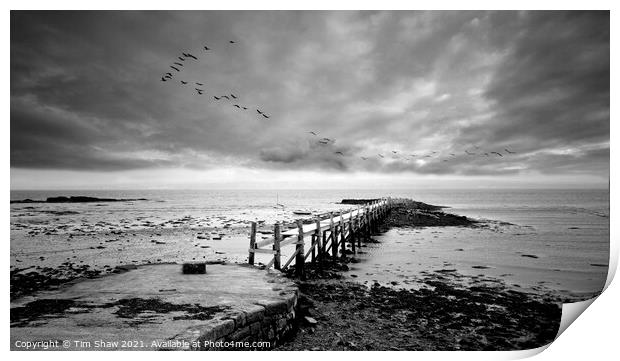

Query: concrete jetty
11;263;298;350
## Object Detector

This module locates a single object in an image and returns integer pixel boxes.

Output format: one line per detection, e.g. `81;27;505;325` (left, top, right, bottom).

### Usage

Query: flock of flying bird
160;40;516;165
160;40;271;119
305;131;517;163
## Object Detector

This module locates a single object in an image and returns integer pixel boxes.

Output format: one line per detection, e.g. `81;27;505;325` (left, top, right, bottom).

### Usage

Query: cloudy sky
10;11;609;189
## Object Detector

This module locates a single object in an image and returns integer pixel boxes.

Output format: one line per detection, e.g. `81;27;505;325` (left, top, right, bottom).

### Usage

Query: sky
10;11;610;189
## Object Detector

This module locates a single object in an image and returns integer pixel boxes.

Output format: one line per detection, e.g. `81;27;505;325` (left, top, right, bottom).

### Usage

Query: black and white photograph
8;7;612;353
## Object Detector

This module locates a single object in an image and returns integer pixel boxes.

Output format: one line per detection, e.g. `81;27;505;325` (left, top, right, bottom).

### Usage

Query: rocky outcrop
11;196;147;204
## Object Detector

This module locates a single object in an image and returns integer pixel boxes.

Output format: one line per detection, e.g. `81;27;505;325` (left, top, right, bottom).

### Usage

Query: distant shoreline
10;196;148;204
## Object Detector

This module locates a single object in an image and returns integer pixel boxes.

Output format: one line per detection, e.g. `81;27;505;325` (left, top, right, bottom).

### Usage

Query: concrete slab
11;263;297;350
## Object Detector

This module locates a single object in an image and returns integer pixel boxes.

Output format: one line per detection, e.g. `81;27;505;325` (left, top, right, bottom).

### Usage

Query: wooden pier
248;198;393;278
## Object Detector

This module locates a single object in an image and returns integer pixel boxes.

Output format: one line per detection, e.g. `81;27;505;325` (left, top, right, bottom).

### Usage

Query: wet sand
10;213;251;300
343;226;603;302
10;205;343;300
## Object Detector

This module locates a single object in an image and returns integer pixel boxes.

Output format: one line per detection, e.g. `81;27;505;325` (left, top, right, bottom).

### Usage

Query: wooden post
296;220;305;279
273;222;282;270
249;221;257;265
367;206;372;238
364;207;369;241
368;204;372;233
311;234;316;263
350;217;356;254
339;210;346;256
314;218;322;261
356;207;362;248
370;203;375;231
321;230;327;257
330;212;337;259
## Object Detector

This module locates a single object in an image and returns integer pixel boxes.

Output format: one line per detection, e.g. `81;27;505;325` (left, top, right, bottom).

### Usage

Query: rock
304;316;318;325
341;199;380;205
182;262;206;274
11;196;148;204
115;265;138;272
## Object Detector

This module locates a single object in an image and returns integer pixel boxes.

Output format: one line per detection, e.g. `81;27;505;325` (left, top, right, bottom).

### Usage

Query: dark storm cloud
10;11;609;178
461;11;609;150
259;139;356;171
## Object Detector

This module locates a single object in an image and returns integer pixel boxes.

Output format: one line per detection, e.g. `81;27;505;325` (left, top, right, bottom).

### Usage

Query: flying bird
178;57;185;61
465;150;476;155
360;157;368;160
161;77;167;82
256;109;263;114
183;53;198;60
378;154;384;158
392;150;398;154
170;66;180;72
308;131;318;136
213;96;221;100
262;114;270;118
230;94;237;99
229;40;236;44
196;82;204;86
490;152;503;157
242;106;247;110
204;46;210;51
222;95;230;100
334;151;344;156
505;148;516;154
173;62;183;67
195;88;204;94
233;104;241;108
180;80;188;84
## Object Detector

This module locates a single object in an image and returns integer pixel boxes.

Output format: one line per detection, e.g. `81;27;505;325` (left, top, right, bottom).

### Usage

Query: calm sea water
10;188;609;299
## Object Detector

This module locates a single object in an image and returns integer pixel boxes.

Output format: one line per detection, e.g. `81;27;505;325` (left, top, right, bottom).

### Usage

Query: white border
3;2;616;361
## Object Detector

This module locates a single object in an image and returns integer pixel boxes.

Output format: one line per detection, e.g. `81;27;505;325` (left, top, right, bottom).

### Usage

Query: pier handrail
248;197;398;277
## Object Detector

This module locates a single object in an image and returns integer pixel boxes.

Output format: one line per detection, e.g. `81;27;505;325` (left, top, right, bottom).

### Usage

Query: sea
10;188;609;301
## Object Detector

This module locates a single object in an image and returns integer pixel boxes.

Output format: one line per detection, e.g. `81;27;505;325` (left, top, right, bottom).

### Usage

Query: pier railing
248;197;394;278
